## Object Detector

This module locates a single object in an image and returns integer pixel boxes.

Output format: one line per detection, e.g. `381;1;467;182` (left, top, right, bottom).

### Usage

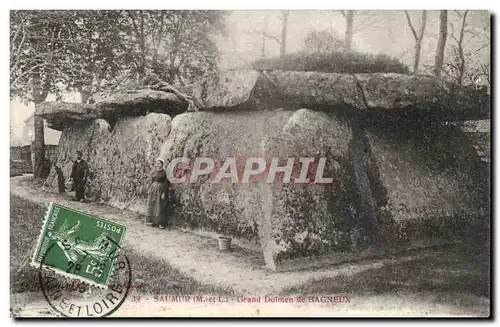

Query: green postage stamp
31;203;127;287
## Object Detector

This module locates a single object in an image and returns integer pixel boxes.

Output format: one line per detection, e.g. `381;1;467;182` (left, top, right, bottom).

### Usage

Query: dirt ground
10;175;490;317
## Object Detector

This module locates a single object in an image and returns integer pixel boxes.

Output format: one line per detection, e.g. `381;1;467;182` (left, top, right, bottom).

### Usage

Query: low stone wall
10;145;32;163
11;144;58;175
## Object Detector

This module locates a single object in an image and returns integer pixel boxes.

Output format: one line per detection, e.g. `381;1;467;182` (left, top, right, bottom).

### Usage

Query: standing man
70;150;89;202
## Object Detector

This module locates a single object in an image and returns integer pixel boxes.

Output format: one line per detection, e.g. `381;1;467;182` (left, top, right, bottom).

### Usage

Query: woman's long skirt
146;182;167;226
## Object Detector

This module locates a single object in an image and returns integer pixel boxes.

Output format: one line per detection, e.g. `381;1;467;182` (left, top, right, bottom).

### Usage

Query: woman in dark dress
146;158;169;229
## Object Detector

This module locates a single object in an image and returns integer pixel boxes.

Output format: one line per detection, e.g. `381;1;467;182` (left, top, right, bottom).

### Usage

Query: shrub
251;50;410;74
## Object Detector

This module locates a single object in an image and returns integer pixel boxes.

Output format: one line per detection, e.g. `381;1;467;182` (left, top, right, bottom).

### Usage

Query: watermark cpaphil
164;155;341;185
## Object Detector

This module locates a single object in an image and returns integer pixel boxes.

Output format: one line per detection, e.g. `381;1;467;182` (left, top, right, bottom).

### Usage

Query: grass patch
281;246;490;298
10;194;235;296
10;195;46;293
251;51;410;74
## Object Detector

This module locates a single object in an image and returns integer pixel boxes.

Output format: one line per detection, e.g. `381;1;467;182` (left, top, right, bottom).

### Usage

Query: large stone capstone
36;102;103;131
37;89;189;131
193;70;490;120
95;89;189;116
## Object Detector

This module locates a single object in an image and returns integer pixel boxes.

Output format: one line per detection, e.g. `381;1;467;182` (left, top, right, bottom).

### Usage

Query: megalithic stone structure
37;70;490;271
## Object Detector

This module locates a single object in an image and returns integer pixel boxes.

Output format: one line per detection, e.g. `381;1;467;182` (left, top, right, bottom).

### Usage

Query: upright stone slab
102;113;172;212
159;110;295;254
45;113;172;212
158;110;380;270
45;119;111;190
157;108;485;270
260;110;366;270
365;122;486;243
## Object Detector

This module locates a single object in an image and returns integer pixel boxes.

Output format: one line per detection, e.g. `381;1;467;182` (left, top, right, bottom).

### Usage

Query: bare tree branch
404;10;427;73
11;63;47;88
418;11;427;40
10;14;29;75
404;10;418;40
353;11;383;33
433;10;448;77
265;32;282;45
10;12;25;50
242;28;282;45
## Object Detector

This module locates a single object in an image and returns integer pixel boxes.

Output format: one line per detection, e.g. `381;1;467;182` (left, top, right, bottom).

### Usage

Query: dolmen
38;70;490;271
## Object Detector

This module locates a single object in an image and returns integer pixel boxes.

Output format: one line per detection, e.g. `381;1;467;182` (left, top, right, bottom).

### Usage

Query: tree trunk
344;11;355;51
433;10;448;77
139;11;146;79
280;11;289;57
457;11;469;86
79;89;91;104
261;16;268;58
413;10;427;73
32;83;50;179
32;115;45;178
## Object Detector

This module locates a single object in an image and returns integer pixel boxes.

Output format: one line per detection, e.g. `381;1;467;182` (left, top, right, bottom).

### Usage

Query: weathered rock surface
368;133;459;222
44;107;485;270
194;70;490;120
154;109;481;270
36;102;103;131
45;113;172;212
45;119;110;191
37;89;188;131
95;89;189;117
193;70;365;111
42;68;488;270
354;74;490;120
159;110;295;254
365;123;487;236
259;110;367;268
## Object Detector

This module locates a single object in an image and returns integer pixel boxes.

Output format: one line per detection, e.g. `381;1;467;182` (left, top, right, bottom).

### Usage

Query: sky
10;92;77;146
219;10;489;69
10;10;490;146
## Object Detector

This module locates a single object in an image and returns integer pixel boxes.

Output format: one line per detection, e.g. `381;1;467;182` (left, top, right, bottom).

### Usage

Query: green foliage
251;50;410;74
10;10;228;102
10;10;132;101
10;11;83;101
118;10;228;85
